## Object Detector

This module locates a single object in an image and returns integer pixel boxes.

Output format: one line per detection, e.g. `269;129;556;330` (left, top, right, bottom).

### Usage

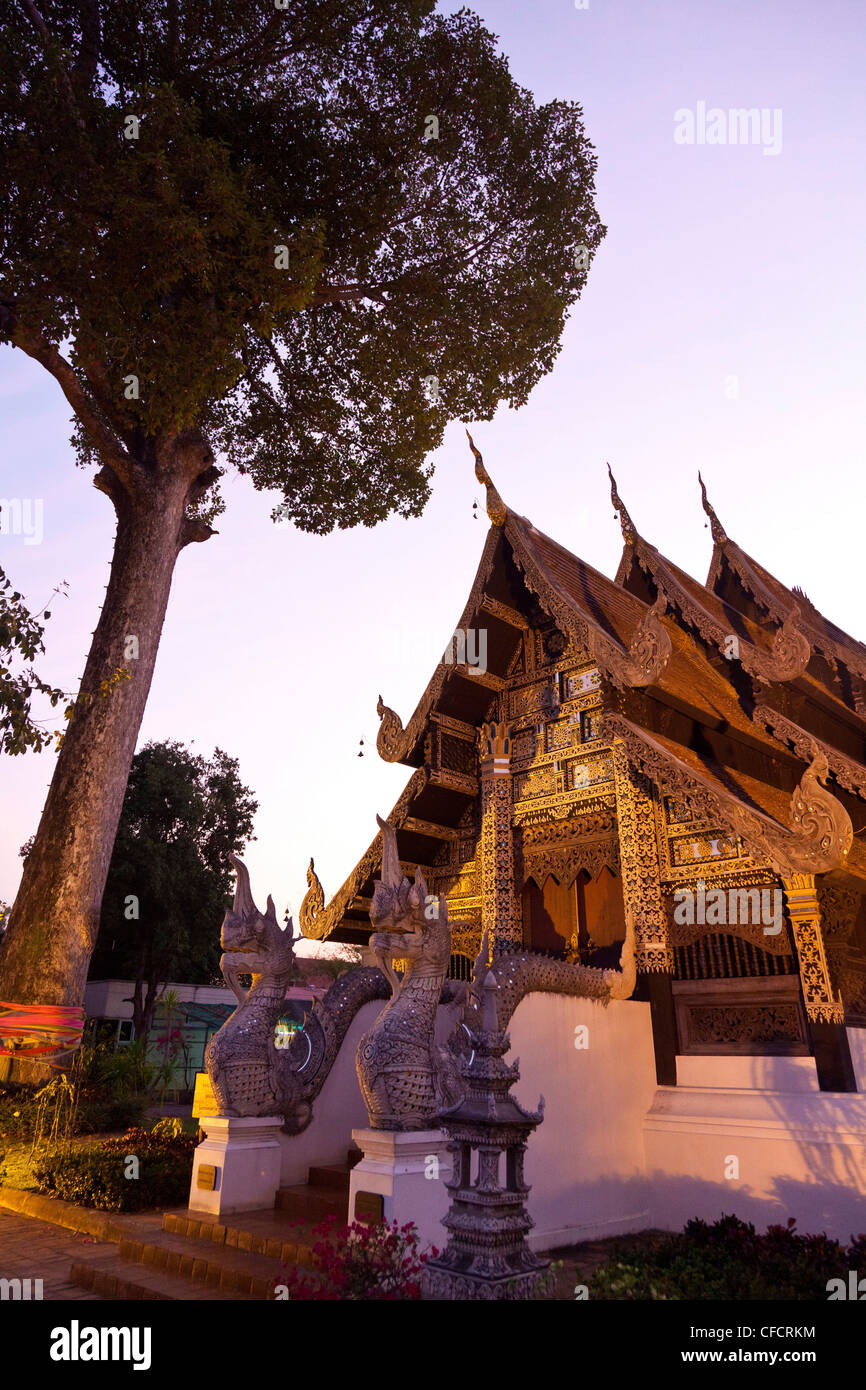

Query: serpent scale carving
205;855;390;1133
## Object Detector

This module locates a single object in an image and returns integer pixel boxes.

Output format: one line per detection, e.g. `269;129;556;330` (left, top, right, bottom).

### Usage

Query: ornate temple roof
301;438;866;943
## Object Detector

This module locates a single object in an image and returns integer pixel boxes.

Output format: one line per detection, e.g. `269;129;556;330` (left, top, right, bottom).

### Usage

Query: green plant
27;1071;78;1166
78;1038;157;1097
32;1125;196;1212
589;1215;862;1301
150;1116;184;1140
0;1073;148;1142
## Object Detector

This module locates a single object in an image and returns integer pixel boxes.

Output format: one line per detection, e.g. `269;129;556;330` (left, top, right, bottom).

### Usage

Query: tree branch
179;517;217;548
72;0;101;87
308;282;391;307
17;0;87;133
12;326;137;487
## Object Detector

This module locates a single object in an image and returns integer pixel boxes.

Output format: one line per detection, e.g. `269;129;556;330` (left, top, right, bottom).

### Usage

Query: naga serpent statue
206;831;636;1135
356;817;465;1130
355;816;637;1132
204;853;389;1131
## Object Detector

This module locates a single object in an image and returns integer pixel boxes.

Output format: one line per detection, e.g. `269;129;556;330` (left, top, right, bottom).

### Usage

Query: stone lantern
421;970;549;1300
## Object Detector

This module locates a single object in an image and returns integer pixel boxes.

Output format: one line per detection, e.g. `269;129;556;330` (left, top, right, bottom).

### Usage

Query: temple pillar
478;720;521;956
611;739;677;1084
782;873;855;1093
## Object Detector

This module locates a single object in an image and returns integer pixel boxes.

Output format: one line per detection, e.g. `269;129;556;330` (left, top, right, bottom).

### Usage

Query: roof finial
698;472;728;546
465;430;506;526
607;463;638;545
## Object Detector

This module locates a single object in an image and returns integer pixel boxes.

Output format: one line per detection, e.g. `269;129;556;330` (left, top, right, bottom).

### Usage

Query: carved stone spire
420;970;549;1300
698;471;728;546
466;429;506;526
607;463;638;546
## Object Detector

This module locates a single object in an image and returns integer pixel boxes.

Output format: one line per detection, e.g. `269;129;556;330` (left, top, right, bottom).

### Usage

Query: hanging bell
358;737;365;758
472;498;478;520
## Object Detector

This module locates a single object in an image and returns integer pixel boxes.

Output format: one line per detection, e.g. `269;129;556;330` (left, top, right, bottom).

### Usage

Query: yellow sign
197;1164;217;1191
192;1071;219;1119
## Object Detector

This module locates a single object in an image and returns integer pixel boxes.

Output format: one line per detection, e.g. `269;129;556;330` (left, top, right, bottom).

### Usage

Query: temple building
299;437;866;1101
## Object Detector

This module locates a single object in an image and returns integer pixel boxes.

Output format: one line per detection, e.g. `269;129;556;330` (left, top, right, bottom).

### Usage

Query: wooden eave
604;712;861;881
708;538;866;688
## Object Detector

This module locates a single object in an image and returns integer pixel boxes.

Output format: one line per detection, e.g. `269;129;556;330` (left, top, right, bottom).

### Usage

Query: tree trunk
0;437;215;1080
131;974;162;1045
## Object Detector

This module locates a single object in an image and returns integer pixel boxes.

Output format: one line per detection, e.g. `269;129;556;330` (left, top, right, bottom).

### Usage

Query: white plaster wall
506;993;657;1251
272;998;866;1248
277;999;383;1186
847;1027;866;1092
675;1054;819;1092
643;1084;866;1242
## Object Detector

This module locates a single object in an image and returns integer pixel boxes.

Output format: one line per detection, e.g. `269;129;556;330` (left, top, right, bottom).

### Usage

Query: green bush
79;1038;157;1097
0;1081;147;1140
32;1126;196;1212
589;1215;865;1300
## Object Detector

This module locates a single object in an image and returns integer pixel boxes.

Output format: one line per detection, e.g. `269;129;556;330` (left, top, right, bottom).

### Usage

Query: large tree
88;739;258;1041
0;0;604;1029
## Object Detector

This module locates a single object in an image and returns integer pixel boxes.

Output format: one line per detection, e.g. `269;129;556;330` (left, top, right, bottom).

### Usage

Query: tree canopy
0;0;604;1032
0;564;67;755
2;0;604;531
88;738;258;1038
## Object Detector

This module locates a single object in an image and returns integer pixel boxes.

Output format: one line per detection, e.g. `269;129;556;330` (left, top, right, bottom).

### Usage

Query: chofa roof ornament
698;471;728;546
466;429;507;526
607;463;639;546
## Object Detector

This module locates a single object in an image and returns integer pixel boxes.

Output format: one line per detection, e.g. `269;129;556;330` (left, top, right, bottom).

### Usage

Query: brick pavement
0;1209;107;1300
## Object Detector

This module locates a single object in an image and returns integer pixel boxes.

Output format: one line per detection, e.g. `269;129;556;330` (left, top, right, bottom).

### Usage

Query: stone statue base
349;1128;451;1254
189;1115;283;1217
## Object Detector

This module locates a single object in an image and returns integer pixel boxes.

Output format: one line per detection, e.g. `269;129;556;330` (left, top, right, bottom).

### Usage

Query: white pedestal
189;1115;283;1216
349;1128;451;1253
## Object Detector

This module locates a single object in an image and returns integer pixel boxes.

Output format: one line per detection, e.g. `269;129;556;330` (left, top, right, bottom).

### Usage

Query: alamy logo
0;1277;43;1299
674;102;782;156
827;1272;866;1300
49;1321;152;1371
442;627;487;676
0;497;43;545
673;881;782;935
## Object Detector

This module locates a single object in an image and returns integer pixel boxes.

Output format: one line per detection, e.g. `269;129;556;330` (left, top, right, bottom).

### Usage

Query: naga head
370;815;438;934
221;853;294;971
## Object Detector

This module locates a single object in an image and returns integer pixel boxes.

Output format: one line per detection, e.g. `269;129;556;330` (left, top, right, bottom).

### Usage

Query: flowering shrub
275;1215;436;1300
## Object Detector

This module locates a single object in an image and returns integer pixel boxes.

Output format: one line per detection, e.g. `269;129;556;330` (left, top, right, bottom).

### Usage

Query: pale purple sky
1;0;864;952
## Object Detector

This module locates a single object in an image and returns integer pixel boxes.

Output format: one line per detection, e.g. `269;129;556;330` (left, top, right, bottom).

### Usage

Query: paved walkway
0;1209;108;1300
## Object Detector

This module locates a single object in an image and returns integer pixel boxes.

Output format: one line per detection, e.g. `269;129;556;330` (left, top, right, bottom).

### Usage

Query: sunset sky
2;0;864;953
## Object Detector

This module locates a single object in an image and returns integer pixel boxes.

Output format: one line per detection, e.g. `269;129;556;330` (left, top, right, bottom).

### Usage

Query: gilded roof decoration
615;471;812;683
466;429;507;526
299;768;429;940
698;471;728;546
602;712;852;877
302;434;866;945
607;463;638;546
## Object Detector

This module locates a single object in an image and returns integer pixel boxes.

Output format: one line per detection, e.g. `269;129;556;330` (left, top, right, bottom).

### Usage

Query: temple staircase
68;1147;362;1300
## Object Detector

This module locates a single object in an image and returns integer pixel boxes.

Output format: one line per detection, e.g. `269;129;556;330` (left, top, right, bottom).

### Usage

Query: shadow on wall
646;1169;866;1245
539;1171;866;1254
